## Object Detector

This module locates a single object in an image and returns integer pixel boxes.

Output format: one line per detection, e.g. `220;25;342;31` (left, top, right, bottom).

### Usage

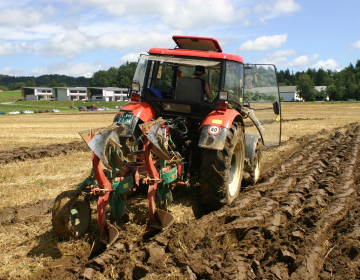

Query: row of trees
0;62;136;91
0;74;91;91
280;60;360;101
91;62;137;88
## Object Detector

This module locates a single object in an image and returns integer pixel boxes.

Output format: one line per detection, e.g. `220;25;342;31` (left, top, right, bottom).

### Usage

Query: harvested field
0;103;360;279
0;113;114;150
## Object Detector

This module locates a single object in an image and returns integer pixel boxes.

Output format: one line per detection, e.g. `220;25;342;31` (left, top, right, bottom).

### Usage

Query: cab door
243;64;281;146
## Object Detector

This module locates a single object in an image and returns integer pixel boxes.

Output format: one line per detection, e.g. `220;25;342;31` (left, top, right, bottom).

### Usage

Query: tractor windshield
135;55;221;102
244;64;281;146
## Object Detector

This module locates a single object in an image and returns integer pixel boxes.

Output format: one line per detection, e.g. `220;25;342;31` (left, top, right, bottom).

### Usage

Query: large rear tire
199;122;245;208
52;190;91;239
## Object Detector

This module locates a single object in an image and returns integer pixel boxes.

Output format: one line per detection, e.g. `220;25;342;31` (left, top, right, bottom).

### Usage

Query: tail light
131;93;140;102
217;101;227;111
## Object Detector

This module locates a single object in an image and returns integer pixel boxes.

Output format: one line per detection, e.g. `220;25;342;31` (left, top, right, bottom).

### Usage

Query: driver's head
194;65;205;76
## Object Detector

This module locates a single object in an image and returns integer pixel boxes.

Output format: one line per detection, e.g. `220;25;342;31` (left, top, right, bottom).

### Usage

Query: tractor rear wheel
52;190;91;239
199;122;245;209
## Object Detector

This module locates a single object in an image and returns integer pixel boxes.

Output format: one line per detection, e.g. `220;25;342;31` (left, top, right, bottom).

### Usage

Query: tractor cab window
225;61;244;105
140;56;220;102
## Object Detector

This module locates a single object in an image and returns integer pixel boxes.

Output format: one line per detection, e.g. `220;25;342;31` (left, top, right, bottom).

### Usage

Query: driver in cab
194;65;212;102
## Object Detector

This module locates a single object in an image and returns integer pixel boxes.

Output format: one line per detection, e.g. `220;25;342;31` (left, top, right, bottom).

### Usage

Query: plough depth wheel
52;190;91;239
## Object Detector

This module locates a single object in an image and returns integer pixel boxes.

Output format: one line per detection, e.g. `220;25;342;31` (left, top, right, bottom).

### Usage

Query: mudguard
244;133;261;172
198;109;243;150
114;102;156;137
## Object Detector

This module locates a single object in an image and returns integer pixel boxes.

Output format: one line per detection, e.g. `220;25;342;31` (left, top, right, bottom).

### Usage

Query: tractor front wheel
199;122;245;209
52;190;91;239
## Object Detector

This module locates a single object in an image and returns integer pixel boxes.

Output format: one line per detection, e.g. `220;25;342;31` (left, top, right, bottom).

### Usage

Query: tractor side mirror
273;101;279;115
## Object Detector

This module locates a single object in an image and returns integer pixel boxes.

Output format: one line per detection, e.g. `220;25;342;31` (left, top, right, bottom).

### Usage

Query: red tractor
52;36;282;249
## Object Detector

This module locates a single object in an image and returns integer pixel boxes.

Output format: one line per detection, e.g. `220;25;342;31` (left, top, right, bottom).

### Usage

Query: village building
21;87;53;100
52;87;87;101
279;86;303;101
87;87;129;102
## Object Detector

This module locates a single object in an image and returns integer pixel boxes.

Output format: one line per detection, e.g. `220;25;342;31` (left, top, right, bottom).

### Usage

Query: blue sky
0;0;359;78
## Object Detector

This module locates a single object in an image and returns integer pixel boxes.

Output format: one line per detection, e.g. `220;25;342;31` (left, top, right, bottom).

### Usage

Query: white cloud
293;55;310;66
257;50;319;68
119;53;141;64
0;39;41;56
349;40;360;50
77;0;176;16
73;0;299;29
0;26;64;41
239;34;287;51
0;7;45;27
161;0;250;29
42;30;92;59
30;61;104;78
254;0;301;19
0;67;25;76
42;30;176;58
75;0;251;29
311;59;339;70
264;48;298;59
0;42;15;56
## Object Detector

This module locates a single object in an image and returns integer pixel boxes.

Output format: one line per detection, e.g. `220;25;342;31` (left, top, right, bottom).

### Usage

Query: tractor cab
126;35;282;146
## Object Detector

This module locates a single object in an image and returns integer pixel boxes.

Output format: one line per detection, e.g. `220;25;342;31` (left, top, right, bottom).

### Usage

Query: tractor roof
149;35;244;64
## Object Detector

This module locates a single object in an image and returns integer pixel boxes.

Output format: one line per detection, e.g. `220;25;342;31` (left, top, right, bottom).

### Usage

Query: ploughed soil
0;141;88;164
1;120;359;279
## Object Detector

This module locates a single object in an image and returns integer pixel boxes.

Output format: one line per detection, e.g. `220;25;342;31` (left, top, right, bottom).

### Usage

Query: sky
0;0;359;78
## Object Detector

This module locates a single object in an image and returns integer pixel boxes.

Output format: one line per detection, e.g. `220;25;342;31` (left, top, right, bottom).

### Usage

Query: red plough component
92;154;112;239
84;121;176;246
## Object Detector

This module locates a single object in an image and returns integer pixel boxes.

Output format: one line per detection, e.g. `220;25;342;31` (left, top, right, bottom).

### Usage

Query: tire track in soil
31;123;360;280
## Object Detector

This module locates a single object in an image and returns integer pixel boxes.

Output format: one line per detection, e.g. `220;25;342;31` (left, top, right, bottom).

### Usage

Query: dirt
0;199;54;225
2;121;360;279
0;141;88;164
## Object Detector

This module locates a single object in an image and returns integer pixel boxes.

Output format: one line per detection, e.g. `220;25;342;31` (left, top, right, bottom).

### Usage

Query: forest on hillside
0;74;91;91
1;59;359;102
277;60;360;101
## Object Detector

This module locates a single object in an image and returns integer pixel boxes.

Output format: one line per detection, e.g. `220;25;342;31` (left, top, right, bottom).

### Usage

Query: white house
21;87;53;100
314;86;329;100
279;86;303;102
53;87;87;101
87;87;129;102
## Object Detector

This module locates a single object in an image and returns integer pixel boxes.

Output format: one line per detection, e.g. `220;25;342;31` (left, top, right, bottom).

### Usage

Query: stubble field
1;102;360;279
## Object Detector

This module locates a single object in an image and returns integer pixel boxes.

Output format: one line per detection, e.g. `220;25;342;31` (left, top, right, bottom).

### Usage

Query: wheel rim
70;199;90;235
253;152;261;182
228;142;243;197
